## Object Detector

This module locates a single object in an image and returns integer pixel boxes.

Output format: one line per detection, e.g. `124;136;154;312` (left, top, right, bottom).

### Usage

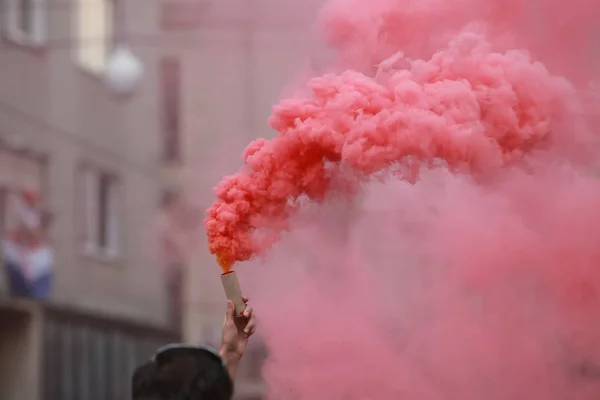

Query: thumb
225;300;235;321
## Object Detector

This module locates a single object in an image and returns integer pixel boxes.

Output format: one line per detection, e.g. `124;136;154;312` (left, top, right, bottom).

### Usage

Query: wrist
219;346;242;363
219;346;242;380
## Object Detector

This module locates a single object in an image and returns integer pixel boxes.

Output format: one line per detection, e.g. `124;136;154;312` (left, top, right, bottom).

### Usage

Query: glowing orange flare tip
216;253;232;273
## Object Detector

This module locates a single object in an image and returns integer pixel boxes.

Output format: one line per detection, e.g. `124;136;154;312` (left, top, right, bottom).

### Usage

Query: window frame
0;187;9;236
76;163;122;261
72;0;115;74
159;56;182;163
3;0;48;47
0;145;48;237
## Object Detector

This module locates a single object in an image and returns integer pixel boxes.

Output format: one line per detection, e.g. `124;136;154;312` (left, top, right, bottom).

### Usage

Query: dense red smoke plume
204;0;600;398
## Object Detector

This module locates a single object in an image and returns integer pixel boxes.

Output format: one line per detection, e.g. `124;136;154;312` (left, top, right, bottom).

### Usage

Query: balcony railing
0;298;178;400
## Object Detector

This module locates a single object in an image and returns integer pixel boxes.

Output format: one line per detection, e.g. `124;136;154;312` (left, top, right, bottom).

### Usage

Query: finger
225;300;235;321
244;314;256;336
242;305;253;319
243;296;249;303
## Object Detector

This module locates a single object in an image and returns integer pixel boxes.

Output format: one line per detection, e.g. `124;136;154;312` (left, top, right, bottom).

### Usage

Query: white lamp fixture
105;46;144;95
105;0;143;96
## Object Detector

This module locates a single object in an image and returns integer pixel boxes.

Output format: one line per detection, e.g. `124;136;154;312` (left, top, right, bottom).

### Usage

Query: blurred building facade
0;0;177;399
158;0;324;398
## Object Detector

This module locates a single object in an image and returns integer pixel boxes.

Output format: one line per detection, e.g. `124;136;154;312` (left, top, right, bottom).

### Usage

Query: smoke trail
243;165;600;399
205;29;591;269
203;0;600;398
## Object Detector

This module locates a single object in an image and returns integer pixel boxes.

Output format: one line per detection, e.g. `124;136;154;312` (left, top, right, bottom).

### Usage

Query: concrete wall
0;0;168;326
163;1;327;395
163;0;325;341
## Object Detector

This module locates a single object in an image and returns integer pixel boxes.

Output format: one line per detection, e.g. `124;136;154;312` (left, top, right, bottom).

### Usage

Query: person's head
132;344;233;400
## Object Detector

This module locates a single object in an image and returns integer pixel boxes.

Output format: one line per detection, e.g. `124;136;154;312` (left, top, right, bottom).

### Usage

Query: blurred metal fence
41;304;178;400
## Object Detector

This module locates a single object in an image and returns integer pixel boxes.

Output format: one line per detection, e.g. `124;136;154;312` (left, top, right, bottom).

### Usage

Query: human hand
219;297;256;369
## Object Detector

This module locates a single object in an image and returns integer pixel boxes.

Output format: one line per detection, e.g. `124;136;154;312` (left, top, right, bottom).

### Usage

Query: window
0;147;47;236
74;0;114;72
4;0;47;46
160;57;181;162
80;167;120;258
15;0;32;33
0;187;8;235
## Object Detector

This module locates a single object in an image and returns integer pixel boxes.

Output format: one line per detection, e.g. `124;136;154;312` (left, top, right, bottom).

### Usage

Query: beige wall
169;0;322;340
165;2;323;395
0;0;168;327
0;147;44;191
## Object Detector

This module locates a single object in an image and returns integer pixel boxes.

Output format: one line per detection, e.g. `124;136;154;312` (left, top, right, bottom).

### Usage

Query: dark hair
132;346;233;400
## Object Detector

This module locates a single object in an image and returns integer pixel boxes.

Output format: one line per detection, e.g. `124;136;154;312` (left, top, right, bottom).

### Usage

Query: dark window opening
160;57;181;162
97;173;112;249
18;0;33;35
